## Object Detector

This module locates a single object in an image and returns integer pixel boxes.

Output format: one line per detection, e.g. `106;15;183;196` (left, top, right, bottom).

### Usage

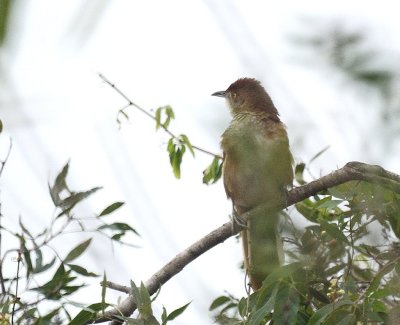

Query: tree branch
88;161;400;324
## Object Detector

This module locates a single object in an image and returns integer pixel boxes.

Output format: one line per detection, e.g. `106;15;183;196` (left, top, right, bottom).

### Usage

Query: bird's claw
231;210;248;233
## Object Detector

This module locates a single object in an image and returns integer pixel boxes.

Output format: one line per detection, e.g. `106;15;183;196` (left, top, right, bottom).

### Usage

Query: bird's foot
230;210;248;233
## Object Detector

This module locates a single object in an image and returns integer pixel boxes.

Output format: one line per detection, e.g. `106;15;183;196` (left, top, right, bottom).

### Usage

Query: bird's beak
211;90;226;98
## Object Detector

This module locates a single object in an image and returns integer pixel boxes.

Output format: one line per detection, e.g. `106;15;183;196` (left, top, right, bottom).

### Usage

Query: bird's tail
242;207;282;290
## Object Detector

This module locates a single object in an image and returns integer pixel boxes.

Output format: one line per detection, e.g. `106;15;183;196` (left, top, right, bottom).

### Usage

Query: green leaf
262;262;304;289
0;0;11;47
49;161;70;206
249;284;278;325
19;216;33;238
309;287;330;304
167;137;186;178
309;146;330;164
273;282;300;325
318;199;343;209
139;281;153;316
319;219;349;244
155;105;175;130
209;296;231;311
130;281;154;319
0;119;3;133
155;106;162;129
97;222;139;236
64;238;92;263
203;157;223;185
99;201;125;216
33;251;56;274
295;162;306;185
366;262;396;296
69;303;111;325
57;186;102;216
161;306;167;322
180;134;195;156
30;263;77;299
336;314;355;325
162;302;190;324
308;300;353;325
101;272;107;313
68;264;98;277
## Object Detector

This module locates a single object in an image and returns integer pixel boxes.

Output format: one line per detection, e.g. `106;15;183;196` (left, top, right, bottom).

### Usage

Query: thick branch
89;161;400;324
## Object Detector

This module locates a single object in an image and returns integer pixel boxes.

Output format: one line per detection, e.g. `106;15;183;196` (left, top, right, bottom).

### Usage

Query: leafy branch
86;161;400;324
99;74;223;182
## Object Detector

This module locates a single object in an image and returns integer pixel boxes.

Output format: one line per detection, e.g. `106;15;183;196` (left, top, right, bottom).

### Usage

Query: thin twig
11;251;22;325
0;138;12;177
98;73;222;159
0;139;12;295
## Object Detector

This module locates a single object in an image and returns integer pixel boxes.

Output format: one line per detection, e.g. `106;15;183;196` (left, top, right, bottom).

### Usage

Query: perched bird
212;78;293;290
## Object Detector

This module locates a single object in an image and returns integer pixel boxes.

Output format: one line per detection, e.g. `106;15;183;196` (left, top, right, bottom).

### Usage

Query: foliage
2;61;400;324
0;159;138;324
103;74;400;324
210;162;400;324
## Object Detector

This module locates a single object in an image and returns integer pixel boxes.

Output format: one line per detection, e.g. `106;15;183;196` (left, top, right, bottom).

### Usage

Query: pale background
0;1;399;324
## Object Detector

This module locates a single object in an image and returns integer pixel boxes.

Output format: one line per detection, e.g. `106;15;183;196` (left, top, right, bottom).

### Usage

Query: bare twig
87;161;400;324
0;139;12;295
11;251;22;325
99;74;222;159
0;138;12;177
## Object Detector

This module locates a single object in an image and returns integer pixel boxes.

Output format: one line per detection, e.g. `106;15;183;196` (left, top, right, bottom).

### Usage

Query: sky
1;1;399;324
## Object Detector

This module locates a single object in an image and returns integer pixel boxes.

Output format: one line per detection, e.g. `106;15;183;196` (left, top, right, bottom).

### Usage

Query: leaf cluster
0;162;138;324
211;163;400;324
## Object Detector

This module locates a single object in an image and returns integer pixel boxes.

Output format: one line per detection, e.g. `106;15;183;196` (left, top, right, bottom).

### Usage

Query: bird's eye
231;92;237;99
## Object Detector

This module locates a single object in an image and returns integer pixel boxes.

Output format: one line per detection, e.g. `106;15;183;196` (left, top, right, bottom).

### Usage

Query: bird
212;78;293;290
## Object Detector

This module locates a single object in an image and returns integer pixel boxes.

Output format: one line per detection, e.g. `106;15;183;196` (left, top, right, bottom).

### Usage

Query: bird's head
212;78;278;116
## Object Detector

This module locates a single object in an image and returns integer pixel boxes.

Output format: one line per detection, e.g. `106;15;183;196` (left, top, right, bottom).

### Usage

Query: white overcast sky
1;1;400;324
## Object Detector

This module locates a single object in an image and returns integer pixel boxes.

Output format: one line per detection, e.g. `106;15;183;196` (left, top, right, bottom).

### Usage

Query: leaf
203;157;223;185
68;264;98;277
101;272;107;313
249;284;278;325
58;186;102;214
209;296;231;311
0;119;2;133
167;139;185;179
30;263;76;300
295;162;306;185
319;219;349;244
49;161;70;206
366;262;396;296
97;222;139;236
309;146;330;164
33;249;56;274
130;281;154;319
99;201;125;217
262;262;304;289
155;106;162;129
69;303;111;325
64;239;92;263
155;105;175;130
180;134;195;156
167;137;185;178
273;282;300;325
309;287;330;304
0;0;11;47
308;300;353;325
162;302;190;324
318;199;343;209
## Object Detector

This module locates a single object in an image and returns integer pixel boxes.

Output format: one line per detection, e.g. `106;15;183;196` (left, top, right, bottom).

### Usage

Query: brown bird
212;78;293;290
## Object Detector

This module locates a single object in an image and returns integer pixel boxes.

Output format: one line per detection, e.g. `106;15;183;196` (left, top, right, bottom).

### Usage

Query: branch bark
89;161;400;324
